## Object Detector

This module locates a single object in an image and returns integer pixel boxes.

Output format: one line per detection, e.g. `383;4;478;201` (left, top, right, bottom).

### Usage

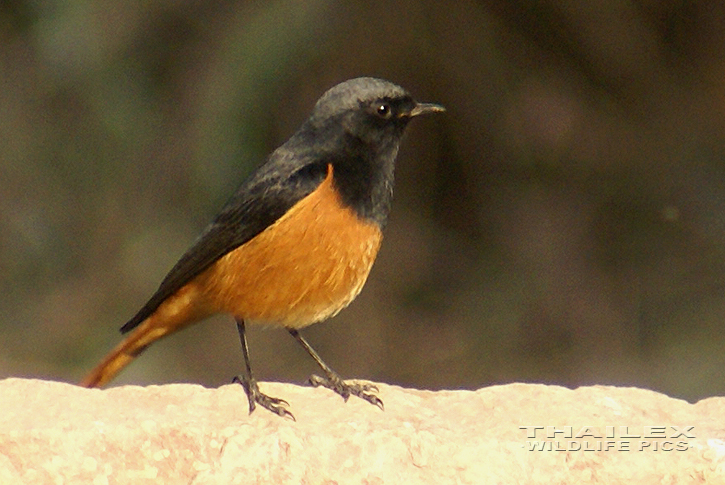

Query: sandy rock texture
1;378;724;484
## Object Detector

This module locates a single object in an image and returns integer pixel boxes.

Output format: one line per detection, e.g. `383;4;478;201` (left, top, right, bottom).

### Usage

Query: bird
80;77;445;419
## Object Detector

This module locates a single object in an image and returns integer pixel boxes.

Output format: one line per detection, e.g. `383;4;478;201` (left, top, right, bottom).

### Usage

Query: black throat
327;131;399;228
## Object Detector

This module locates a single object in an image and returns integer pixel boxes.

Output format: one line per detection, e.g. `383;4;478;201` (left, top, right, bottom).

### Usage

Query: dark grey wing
120;156;328;333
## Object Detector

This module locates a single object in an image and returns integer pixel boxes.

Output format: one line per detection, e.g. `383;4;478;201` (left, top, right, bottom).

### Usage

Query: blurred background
2;0;725;402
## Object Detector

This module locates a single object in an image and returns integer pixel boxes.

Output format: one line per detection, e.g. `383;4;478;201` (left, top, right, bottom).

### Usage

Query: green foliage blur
3;1;725;401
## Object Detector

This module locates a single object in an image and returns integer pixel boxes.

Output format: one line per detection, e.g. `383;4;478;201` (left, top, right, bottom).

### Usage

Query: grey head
305;77;444;145
277;77;444;227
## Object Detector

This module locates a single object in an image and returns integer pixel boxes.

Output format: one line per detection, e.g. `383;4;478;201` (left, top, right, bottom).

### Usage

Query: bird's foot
308;373;384;410
232;375;295;421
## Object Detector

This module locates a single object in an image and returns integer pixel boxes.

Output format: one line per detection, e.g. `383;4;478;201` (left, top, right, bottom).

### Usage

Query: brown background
3;1;725;401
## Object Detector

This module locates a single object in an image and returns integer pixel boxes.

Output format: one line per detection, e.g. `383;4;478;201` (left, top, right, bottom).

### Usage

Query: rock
1;378;724;484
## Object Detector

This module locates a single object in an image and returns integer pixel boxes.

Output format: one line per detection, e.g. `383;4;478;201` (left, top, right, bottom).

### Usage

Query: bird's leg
288;328;383;410
233;319;295;420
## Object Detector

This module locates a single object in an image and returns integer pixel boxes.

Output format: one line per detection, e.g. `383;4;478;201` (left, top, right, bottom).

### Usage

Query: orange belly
79;165;384;389
190;164;382;328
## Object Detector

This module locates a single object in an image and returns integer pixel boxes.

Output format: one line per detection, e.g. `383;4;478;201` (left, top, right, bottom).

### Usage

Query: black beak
408;102;446;117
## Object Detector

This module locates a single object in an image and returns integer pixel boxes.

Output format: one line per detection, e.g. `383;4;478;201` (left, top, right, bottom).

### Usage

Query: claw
233;375;296;421
308;373;384;410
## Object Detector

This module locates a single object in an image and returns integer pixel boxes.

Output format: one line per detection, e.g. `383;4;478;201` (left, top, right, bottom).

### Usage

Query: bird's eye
376;104;392;119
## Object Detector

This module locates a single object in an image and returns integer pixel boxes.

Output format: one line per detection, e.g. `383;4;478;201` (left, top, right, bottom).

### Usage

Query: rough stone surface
1;378;725;484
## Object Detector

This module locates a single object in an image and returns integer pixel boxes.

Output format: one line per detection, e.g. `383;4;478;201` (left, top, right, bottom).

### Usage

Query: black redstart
81;77;445;419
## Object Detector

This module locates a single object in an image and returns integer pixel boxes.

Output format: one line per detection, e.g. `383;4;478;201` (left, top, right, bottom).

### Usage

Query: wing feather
120;152;328;333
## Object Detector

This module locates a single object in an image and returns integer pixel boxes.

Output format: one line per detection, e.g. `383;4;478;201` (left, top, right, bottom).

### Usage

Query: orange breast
192;164;383;328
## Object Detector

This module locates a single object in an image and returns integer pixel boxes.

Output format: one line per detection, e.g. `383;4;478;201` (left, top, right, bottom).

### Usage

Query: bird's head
306;77;444;150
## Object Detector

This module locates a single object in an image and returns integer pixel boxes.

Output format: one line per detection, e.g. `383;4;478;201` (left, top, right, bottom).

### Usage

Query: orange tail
80;316;178;388
81;284;212;388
